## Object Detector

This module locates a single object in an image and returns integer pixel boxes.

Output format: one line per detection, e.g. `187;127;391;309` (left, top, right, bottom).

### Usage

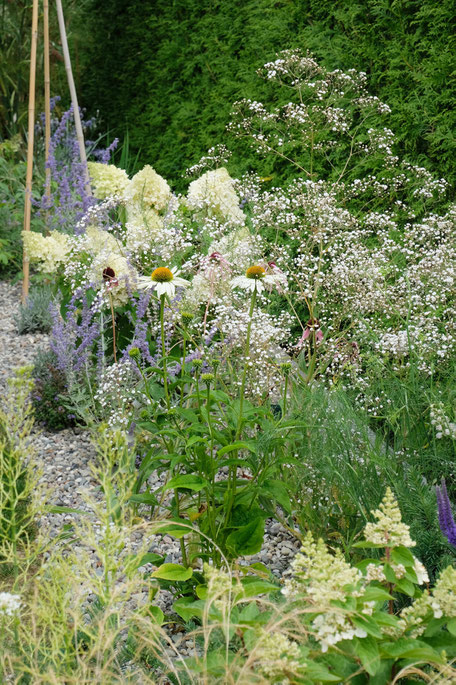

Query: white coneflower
137;266;190;298
231;264;283;294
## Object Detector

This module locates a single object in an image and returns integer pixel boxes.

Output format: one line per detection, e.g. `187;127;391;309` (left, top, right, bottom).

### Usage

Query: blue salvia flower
436;479;456;547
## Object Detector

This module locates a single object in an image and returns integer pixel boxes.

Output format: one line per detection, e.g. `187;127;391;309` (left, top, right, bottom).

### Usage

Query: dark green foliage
31;349;74;431
81;0;456;190
15;287;54;334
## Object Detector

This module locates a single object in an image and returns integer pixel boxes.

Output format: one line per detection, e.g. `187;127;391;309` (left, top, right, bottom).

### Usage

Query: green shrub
31;348;74;431
15;287;54;334
81;0;456;192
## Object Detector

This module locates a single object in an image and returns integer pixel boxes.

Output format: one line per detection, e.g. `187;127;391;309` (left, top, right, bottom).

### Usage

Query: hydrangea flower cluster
364;487;415;548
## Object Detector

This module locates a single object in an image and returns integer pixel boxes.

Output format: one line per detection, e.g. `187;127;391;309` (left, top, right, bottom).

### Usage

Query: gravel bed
0;279;301;633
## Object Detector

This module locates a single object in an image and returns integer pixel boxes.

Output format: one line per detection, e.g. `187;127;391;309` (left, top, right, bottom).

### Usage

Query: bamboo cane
55;0;91;196
43;0;51;231
22;0;40;303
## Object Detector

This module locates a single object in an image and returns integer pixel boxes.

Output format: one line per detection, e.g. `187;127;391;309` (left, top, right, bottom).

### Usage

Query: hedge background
80;0;456;190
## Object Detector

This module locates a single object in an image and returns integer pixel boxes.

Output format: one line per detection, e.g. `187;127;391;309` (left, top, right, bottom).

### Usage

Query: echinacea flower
231;265;284;294
137;266;190;298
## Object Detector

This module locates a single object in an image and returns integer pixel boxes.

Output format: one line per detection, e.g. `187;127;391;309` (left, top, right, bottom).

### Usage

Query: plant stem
235;287;257;439
159;295;170;410
108;292;117;364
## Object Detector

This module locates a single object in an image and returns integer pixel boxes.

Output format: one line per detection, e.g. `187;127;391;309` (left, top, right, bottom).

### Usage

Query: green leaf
362;586;393;602
164;474;209;492
447;617;456;637
217;442;256;458
151;563;193;581
152;518;195;538
133;552;164;568
45;505;87;515
226;517;265;556
391;546;416;568
352;540;384;549
173;597;205;621
147;606;164;625
304;662;342;682
352;614;383;639
395;578;416;597
354;635;381;676
239;577;279;597
129;492;159;506
381;638;444;663
260;479;292;513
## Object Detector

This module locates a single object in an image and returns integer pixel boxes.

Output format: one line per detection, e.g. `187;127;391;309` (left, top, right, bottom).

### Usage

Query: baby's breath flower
364;487;415;548
0;592;21;617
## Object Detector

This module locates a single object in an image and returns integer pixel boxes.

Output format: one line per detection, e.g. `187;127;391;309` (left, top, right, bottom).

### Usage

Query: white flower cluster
124;165;172;211
283;532;366;652
187;167;245;224
255;630;303;679
94;361;149;429
22;230;70;273
364;488;415;548
430;403;456;440
399;566;456;637
0;592;21;617
87;161;130;200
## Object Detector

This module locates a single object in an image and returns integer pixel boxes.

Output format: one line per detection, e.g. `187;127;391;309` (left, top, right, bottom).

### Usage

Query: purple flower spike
436;479;456;547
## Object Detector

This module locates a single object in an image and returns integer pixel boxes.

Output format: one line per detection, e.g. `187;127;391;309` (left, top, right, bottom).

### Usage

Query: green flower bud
193;359;203;368
128;347;141;359
201;373;214;382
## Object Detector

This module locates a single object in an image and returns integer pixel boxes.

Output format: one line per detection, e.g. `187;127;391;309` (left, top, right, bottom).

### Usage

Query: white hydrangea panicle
22;230;70;273
364;487;415;548
87;161;130;200
432;566;456;617
187;167;245;224
125;165;172;211
283;533;367;652
203;563;233;610
254;630;304;679
283;532;363;602
0;592;21;617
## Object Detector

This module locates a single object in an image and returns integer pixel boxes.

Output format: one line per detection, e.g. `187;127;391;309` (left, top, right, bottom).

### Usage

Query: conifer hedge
81;0;456;190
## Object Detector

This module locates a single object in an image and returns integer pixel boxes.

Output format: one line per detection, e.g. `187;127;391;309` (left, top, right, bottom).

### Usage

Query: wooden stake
22;0;40;303
43;0;51;230
55;0;91;196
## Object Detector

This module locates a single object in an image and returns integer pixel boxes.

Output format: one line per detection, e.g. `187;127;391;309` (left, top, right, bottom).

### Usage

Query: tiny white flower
137;266;190;298
0;592;21;617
